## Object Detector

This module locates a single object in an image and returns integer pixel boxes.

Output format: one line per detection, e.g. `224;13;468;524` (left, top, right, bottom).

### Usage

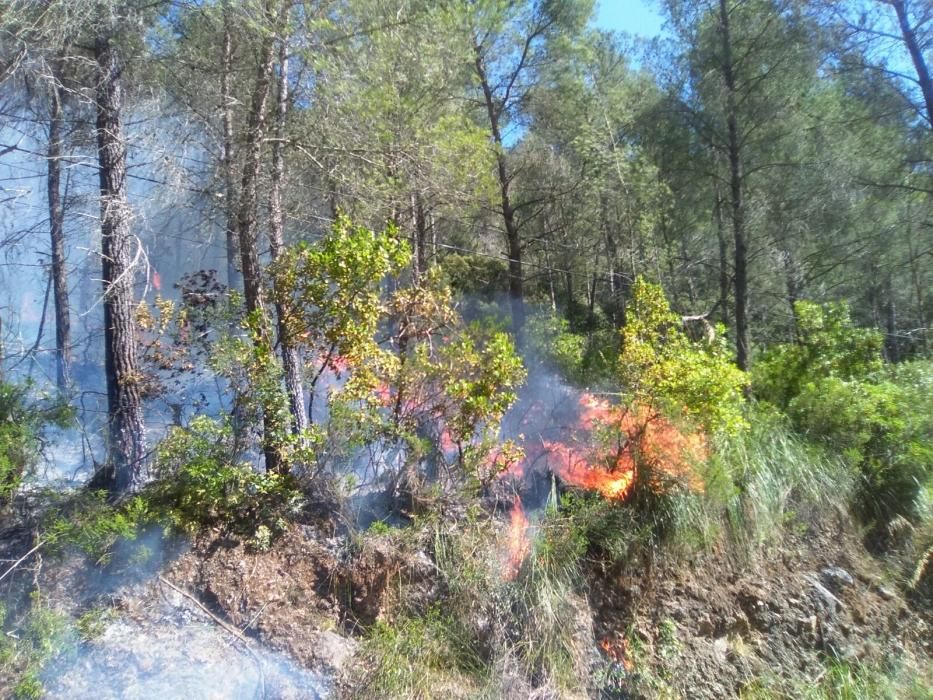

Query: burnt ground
4;507;930;698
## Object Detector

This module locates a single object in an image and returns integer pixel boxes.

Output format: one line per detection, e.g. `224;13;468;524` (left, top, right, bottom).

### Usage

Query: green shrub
620;277;748;436
525;312;618;384
0;595;75;699
789;372;931;521
0;381;72;506
754;301;884;410
753;301;930;524
714;408;853;551
355;605;485;698
150;415;303;537
42;490;149;562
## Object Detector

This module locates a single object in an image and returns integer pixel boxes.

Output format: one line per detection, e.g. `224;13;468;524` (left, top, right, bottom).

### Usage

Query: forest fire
543;439;635;500
503;493;531;580
497;389;707;577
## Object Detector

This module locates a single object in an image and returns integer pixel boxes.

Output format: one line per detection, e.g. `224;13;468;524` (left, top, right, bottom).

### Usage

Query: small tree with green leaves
619;277;748;436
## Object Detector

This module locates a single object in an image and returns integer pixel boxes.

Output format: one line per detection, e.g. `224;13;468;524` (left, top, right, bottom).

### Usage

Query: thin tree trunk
414;193;427;278
221;4;242;293
47;78;71;390
782;245;801;341
237;0;284;473
891;0;933;127
885;273;899;362
268;29;308;438
95;34;145;492
714;188;731;326
719;0;750;371
475;47;525;344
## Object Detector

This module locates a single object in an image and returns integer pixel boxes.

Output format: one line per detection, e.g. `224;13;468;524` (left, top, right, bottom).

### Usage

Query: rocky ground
589;516;931;697
3;506;930;698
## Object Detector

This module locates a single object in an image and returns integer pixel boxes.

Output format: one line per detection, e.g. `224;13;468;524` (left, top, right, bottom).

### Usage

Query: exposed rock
311;630;358;674
821;566;855;593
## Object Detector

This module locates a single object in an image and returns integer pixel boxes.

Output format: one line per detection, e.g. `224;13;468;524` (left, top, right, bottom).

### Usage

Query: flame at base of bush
500;392;707;578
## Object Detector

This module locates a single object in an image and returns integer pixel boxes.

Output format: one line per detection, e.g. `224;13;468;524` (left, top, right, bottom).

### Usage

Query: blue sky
595;0;665;38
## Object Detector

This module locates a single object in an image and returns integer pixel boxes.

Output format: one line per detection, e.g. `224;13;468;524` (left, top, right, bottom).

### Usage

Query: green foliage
754;301;884;410
150;415;302;537
525;312;618;384
0;595;75;699
713;408;854;552
440;252;509;300
754;302;931;522
42;416;303;560
272;214;409;374
42;490;149;561
741;656;932;700
0;381;72;506
356;605;485;698
620;277;749;435
789;369;932;522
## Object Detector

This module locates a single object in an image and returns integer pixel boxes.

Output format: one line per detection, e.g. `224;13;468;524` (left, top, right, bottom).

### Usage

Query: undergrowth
740;654;932;700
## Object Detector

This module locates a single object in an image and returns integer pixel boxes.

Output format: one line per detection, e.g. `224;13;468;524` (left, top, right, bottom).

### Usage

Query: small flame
599;634;635;670
503;494;530;579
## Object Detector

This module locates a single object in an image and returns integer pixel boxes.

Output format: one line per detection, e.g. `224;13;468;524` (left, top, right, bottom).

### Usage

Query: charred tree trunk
95;35;145;492
719;0;750;371
237;0;285;473
891;0;933;128
221;5;241;293
47;77;71;390
475;47;525;345
268;32;308;438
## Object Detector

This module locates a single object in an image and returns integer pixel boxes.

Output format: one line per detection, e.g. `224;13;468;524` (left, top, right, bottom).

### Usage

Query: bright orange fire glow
540;393;706;498
503;494;531;580
543;439;635;500
599;635;635;670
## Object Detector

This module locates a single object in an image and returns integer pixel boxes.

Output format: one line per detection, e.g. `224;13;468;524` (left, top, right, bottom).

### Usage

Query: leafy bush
525;312;618;384
789;371;931;521
619;277;748;436
753;301;930;523
0;595;75;699
754;301;883;410
0;381;71;506
150;415;302;537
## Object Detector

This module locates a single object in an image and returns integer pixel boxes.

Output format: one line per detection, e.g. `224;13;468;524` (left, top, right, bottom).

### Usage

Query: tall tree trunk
475;47;525;344
95;35;145;492
268;30;308;438
884;273;899;362
47;77;71;390
237;0;284;473
221;4;242;293
891;0;933;127
714;188;731;326
782;245;801;341
414;193;427;278
719;0;750;371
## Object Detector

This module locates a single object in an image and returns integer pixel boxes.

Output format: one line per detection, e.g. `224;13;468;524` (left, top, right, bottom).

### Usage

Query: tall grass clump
713;408;853;552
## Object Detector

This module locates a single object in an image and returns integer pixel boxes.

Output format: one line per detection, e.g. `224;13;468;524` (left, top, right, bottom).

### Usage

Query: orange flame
503;494;530;579
599;634;635;670
543;439;635;500
531;392;706;500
